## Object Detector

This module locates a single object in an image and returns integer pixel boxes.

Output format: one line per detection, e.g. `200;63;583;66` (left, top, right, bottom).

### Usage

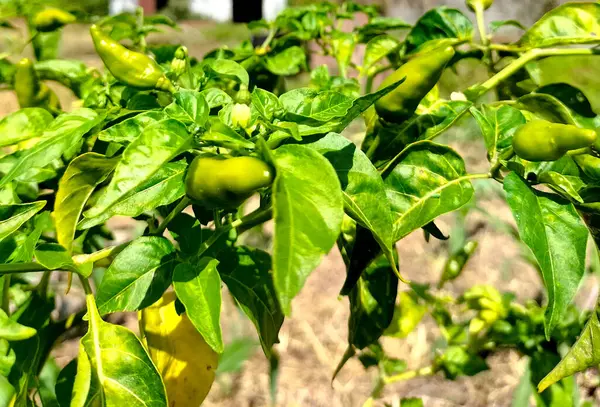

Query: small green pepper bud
231;103;252;129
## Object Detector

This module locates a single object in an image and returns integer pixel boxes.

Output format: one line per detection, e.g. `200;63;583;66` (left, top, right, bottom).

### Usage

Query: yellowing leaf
141;291;219;406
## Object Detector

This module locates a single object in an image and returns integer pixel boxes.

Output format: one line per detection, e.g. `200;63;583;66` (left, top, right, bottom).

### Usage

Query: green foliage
1;1;600;406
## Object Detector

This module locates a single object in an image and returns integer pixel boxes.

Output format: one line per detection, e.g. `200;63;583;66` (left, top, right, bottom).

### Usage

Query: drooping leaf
54;153;118;253
0;108;53;148
280;88;353;124
96;236;176;314
520;3;600;48
271;144;344;314
217;246;283;357
85;119;191;219
173;258;223;353
504;172;587;337
383;141;475;242
349;254;398;349
383;292;427;339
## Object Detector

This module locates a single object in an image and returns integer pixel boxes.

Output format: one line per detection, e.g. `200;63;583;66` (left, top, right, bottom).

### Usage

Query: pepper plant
1;1;600;406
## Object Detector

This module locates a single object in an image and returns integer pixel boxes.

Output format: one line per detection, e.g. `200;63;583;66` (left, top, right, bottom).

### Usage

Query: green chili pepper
32;8;76;32
185;156;274;209
14;58;60;114
374;45;455;124
512;120;597;162
90;24;174;92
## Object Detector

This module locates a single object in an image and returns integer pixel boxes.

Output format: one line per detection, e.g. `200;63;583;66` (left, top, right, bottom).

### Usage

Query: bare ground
1;20;598;407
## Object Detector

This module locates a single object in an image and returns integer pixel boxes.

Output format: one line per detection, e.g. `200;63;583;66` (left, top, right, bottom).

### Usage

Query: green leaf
217;246;283;357
355;16;411;41
401;398;424;407
85;119;191;219
383;292;427;339
73;295;168;406
34;244;91;277
0;202;45;242
78;160;187;230
34;60;92;100
96;236;176;314
538;302;600;393
252;88;282;121
304;132;394;270
349;254;398;349
516;93;594;128
280;88;353;124
0;309;35;341
436;346;488;379
366;100;472;166
165;89;209;127
520;3;600;48
469;104;526;166
512;358;532;407
201;88;233;109
295;77;406;137
538;171;584;203
9;291;59;406
97;111;167;144
383;141;475;241
55;360;77;407
362;35;401;72
272;144;344;314
405;7;473;52
173;258;223;353
0;108;53;148
526;56;600;115
504;173;588;337
264;46;306;76
489;20;526;34
54;153;118;253
203;59;249;86
216;338;258;375
0;109;103;188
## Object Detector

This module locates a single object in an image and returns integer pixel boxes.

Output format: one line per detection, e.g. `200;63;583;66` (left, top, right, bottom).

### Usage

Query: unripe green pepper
512;120;597;162
185;156;274;209
14;58;60;113
90;24;174;92
466;0;494;12
32;8;76;32
374;46;455;124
